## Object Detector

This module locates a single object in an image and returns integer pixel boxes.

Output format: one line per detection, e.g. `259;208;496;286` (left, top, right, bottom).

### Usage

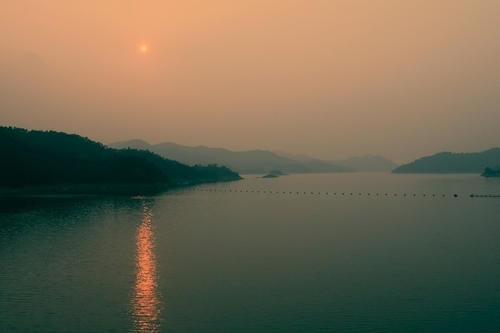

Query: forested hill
0;127;240;193
393;148;500;174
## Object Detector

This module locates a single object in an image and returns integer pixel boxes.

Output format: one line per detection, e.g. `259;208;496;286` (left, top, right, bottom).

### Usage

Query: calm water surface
1;173;500;332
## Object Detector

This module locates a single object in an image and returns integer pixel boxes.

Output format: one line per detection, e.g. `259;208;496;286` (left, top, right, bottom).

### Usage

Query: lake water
1;173;500;332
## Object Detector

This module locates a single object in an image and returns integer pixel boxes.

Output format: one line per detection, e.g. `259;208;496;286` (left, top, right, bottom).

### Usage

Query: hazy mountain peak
111;139;152;150
110;140;350;174
276;151;398;172
330;155;398;172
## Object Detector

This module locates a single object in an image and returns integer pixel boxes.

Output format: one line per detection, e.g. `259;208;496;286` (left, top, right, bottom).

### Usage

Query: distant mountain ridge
110;140;351;174
331;155;398;172
393;148;500;174
275;151;398;172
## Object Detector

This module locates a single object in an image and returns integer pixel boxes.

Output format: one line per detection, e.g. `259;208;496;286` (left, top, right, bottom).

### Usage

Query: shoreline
0;177;242;198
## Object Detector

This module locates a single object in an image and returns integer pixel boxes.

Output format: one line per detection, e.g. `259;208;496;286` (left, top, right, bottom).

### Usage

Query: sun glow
138;43;149;54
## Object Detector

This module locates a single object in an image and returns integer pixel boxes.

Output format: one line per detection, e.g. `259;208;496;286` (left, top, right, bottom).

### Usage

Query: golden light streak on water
132;202;161;332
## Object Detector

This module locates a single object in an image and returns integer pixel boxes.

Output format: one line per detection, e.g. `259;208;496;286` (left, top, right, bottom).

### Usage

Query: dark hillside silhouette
393;148;500;174
482;167;500;177
0;127;240;192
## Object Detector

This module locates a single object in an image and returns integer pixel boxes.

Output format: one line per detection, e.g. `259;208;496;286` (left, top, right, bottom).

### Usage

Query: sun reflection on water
132;202;161;332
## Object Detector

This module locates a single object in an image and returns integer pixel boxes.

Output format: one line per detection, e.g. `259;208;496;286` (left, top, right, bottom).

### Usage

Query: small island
481;167;500;178
262;170;287;178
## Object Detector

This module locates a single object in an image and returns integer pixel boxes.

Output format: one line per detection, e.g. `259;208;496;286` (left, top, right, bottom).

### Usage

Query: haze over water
1;174;500;332
2;1;500;331
2;1;500;162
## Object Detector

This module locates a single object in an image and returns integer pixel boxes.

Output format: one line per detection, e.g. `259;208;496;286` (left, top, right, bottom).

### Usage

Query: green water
1;173;500;332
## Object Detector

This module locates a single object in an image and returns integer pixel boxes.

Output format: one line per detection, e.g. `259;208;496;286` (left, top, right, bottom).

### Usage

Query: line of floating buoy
470;194;500;198
193;188;479;198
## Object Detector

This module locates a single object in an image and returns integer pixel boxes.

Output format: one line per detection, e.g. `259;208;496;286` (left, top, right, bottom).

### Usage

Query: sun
137;43;149;54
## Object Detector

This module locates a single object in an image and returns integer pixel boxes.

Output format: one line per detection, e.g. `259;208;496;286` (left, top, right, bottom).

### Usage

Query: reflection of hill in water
1;174;500;332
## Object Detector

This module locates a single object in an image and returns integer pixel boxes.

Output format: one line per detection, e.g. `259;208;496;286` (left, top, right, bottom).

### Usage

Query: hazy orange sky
1;0;499;162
